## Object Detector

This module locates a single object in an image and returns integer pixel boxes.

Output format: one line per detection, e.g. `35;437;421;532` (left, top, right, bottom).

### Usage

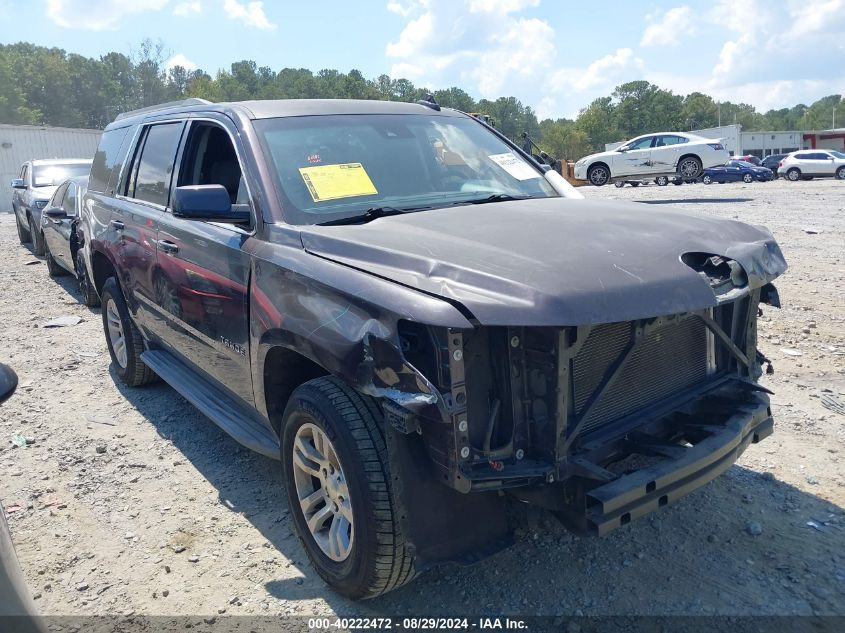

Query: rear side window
89;126;131;194
126;122;184;207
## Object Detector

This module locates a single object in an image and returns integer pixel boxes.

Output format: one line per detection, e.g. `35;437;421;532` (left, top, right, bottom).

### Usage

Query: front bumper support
584;393;772;535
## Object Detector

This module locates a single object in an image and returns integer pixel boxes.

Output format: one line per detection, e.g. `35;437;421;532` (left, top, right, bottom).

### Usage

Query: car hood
299;198;787;326
577;149;616;164
31;185;58;201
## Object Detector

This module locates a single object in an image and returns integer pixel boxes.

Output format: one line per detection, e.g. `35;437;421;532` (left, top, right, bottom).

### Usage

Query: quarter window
126;122;185;207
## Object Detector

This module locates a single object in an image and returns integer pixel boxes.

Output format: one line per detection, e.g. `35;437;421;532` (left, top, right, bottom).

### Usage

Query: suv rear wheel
787;167;801;181
281;377;415;599
101;277;157;387
836;166;845;180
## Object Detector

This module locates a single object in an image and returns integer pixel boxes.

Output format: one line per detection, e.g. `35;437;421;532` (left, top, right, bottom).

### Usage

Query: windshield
830;150;845;159
32;163;91;187
733;161;757;168
254;113;557;225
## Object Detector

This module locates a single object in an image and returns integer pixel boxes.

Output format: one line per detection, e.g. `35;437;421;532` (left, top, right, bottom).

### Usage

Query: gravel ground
1;178;844;621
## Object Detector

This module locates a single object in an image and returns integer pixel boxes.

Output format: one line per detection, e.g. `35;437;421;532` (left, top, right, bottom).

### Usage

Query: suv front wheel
29;216;46;256
281;377;415;599
15;211;31;244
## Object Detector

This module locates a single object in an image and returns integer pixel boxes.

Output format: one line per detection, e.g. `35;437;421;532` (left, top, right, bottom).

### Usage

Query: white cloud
548;48;644;95
173;1;201;16
46;0;168;30
166;53;197;71
386;0;415;16
640;6;692;47
222;0;276;30
386;0;556;99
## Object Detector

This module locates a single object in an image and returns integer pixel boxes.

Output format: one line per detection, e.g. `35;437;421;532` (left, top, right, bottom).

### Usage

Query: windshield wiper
460;193;533;205
317;206;426;226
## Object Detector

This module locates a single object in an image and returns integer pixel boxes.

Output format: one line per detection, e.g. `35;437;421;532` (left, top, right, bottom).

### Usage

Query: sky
1;0;844;120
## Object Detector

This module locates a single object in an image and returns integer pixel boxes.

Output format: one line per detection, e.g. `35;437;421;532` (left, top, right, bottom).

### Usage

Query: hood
31;185;58;201
299;198;787;326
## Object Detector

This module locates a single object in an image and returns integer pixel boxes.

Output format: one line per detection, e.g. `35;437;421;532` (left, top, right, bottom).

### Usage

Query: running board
141;350;280;460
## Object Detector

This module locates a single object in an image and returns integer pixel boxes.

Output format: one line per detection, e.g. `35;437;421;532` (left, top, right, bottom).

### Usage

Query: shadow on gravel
106;368;845;616
638;198;754;205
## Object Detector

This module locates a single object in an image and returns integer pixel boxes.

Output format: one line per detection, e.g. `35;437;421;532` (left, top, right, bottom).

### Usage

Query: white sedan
574;132;730;186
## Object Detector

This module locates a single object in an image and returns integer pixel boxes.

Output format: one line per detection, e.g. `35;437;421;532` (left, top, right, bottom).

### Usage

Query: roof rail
115;98;212;121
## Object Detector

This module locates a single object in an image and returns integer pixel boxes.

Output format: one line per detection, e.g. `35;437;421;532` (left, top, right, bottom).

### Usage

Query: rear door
114;121;186;336
153;117;255;404
52;182;78;269
42;182;69;262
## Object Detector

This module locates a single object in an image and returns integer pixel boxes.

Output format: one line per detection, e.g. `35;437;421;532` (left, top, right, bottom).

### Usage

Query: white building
1;124;102;213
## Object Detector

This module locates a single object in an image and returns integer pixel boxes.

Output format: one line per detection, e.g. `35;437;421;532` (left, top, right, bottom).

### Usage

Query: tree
682;92;718;130
575;97;621;152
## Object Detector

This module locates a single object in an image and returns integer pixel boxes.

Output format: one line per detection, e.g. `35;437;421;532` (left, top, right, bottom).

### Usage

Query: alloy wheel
105;299;128;368
292;422;354;562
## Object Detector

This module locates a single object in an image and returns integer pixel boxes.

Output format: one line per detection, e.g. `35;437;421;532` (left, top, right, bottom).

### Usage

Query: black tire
787;168;801;181
672;178;683;186
836;167;845;180
76;250;100;307
614;181;625;188
655;176;669;186
100;277;157;387
15;211;31;244
677;155;703;180
587;164;610;186
44;244;67;277
631;181;640;187
29;215;46;256
742;173;753;183
281;377;415;599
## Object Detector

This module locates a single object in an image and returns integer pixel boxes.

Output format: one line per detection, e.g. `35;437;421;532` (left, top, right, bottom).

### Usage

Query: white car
574;132;729;186
777;149;845;181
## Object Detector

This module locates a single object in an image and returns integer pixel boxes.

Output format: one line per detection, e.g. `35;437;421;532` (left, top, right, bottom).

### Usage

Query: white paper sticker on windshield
488;152;540;181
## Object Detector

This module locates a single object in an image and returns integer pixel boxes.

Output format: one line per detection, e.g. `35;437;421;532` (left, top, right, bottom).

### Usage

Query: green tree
575;97;620;152
681;92;718;130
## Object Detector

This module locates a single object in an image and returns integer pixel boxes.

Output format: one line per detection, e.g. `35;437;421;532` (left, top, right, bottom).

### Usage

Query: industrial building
1;124;101;212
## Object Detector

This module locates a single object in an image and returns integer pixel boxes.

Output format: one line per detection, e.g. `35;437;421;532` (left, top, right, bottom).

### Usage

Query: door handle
110;220;125;231
157;240;179;254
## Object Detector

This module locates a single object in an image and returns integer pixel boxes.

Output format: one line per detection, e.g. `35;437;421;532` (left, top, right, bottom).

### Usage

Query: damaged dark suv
81;97;786;599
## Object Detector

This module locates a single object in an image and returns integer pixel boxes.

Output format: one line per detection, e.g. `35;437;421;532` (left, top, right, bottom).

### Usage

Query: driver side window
177;122;250;214
627;137;653;150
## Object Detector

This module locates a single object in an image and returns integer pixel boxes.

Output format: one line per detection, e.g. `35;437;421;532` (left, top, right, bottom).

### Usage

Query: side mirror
0;363;17;405
617;147;628;153
44;207;67;220
10;179;25;189
172;185;249;224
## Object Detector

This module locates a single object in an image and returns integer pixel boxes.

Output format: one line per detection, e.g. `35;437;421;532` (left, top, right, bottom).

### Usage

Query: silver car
11;159;92;256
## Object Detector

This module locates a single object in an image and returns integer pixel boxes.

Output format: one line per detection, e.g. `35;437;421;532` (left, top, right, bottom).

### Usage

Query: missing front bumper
583;393;772;535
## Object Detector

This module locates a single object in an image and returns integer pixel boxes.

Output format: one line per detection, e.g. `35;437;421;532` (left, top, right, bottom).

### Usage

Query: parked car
701;160;774;184
574;133;729;186
40;176;100;305
736;155;762;166
84;98;785;599
11;159;92;256
778;150;845;181
761;153;786;178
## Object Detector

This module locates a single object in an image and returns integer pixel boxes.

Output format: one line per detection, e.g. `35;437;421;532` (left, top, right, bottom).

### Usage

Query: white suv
777;150;845;181
574;132;729;186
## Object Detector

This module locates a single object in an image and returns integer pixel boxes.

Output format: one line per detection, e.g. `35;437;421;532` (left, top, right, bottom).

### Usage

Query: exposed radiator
571;315;711;436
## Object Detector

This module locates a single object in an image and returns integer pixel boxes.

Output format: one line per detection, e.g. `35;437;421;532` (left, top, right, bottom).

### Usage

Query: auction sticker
299;163;378;202
488;152;539;180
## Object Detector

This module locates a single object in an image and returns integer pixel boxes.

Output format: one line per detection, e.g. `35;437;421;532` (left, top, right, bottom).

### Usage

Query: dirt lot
1;178;844;622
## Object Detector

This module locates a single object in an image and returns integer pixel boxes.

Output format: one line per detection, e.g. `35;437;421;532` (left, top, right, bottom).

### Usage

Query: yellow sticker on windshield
299;163;378;202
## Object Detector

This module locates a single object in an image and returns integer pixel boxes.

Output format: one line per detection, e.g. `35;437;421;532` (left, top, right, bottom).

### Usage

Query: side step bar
141;350;280;460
